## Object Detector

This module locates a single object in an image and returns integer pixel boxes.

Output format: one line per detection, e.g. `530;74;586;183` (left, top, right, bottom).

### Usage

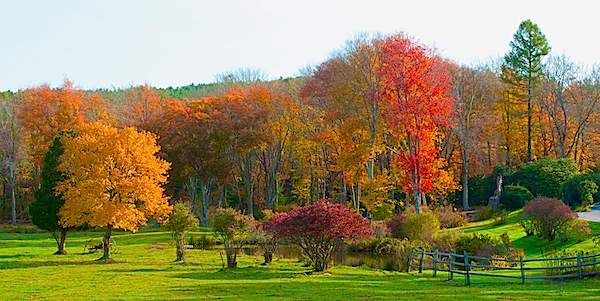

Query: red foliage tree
265;200;373;271
523;196;578;242
377;33;455;213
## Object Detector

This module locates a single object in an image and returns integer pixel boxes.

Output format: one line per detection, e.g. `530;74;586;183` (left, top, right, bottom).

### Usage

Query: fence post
520;255;525;284
463;251;471;285
419;247;425;273
433;249;438;277
578;252;583;279
449;250;455;281
407;248;414;273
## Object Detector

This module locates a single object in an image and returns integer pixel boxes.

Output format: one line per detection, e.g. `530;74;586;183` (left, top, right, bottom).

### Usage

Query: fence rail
407;247;600;285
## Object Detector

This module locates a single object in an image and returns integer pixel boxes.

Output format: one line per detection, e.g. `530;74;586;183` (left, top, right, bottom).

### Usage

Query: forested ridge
3;22;600;225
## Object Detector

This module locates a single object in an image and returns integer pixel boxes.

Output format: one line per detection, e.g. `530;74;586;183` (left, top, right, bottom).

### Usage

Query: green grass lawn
2;217;600;301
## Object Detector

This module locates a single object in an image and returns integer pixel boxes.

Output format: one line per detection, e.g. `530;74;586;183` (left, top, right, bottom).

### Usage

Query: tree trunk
527;83;532;162
102;224;113;259
57;228;68;255
176;234;186;262
10;164;16;226
224;242;238;268
239;153;255;216
187;176;206;227
200;182;211;226
462;151;470;211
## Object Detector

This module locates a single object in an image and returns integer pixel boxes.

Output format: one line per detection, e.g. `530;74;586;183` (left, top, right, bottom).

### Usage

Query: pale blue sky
1;0;598;91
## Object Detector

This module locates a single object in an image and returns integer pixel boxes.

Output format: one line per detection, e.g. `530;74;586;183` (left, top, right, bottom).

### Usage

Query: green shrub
464;165;514;207
563;173;600;207
500;185;534;210
519;216;536;236
407;211;440;243
388;210;440;244
166;203;199;262
578;180;598;207
472;207;504;222
375;238;431;271
572;220;592;242
455;232;512;264
493;211;510;225
432;230;465;253
510;158;578;199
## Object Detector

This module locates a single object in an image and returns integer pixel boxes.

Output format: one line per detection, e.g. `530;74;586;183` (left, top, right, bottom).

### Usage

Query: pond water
242;245;398;270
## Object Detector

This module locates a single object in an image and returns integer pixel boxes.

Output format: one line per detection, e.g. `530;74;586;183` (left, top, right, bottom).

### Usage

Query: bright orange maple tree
378;33;455;213
56;122;171;259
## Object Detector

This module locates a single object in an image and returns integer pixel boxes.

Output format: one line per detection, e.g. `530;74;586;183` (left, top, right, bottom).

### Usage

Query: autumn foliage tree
18;80;88;165
378;33;455;213
265;200;373;272
56;122;172;259
209;85;278;216
212;207;256;268
159;98;231;227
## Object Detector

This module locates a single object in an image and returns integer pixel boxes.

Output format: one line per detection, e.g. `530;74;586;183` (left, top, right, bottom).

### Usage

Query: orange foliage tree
56;122;171;259
159;98;231;227
18;79;87;166
378;33;455;213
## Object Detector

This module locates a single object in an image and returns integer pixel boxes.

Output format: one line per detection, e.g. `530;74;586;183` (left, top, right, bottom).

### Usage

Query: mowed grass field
2;214;600;301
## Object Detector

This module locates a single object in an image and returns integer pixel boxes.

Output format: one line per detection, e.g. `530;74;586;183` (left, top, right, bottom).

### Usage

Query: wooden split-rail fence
407;247;600;285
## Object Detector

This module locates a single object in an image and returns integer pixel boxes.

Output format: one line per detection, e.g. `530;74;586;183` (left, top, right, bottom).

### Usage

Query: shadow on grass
175;264;307;281
0;254;33;259
0;257;125;269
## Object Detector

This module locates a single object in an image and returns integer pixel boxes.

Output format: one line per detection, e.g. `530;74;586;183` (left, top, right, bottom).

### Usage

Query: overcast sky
0;0;598;91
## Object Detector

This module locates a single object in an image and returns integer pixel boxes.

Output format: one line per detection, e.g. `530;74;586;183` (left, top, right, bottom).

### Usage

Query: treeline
2;20;600;225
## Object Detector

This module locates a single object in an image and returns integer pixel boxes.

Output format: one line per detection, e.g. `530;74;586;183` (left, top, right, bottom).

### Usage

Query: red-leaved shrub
265;199;373;271
523;197;577;242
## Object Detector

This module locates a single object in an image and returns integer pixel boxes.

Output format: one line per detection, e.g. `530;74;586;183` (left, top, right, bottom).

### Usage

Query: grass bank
1;216;600;300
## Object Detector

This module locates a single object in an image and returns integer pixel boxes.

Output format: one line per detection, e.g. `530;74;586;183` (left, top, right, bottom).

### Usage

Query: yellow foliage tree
56;122;171;259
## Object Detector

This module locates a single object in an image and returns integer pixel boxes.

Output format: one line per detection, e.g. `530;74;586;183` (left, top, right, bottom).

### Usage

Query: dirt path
577;203;600;223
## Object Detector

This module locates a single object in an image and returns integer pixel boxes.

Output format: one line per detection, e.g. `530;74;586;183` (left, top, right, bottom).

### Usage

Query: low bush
371;221;390;238
375;238;431;271
572;220;592;242
472;207;504;222
386;215;407;238
519;217;536;236
387;210;440;244
432;230;465;253
433;204;468;229
266;200;373;272
500;185;533;210
454;232;521;266
523;196;578;242
493;211;510;226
